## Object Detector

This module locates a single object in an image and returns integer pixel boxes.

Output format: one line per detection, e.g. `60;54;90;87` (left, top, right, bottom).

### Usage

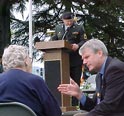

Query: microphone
62;27;70;40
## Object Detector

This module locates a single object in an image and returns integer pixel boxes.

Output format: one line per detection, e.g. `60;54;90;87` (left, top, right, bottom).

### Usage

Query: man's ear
24;58;28;66
98;50;103;56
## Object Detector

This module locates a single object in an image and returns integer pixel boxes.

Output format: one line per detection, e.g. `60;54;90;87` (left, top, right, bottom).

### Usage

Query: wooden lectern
35;40;76;112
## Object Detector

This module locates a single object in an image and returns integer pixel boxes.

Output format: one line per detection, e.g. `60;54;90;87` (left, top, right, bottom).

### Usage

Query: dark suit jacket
52;23;86;67
80;57;124;116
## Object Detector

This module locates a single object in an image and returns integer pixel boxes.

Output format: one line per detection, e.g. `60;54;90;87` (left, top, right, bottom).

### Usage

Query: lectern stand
35;40;76;112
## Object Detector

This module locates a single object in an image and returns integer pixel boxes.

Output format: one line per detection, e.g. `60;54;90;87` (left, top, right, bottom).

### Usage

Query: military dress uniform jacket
52;23;86;67
80;57;124;116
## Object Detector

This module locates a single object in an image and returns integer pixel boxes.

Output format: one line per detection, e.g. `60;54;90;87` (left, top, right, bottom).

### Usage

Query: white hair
2;45;28;71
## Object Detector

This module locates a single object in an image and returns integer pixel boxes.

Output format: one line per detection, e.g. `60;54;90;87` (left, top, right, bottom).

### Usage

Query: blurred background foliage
0;0;124;60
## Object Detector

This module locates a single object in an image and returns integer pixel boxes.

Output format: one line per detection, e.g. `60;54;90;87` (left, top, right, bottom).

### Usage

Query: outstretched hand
57;78;83;100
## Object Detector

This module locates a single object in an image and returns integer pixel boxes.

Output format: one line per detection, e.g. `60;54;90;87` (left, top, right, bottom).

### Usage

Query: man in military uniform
52;11;87;106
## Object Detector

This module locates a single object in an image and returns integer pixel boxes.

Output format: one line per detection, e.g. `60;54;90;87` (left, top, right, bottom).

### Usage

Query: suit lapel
100;57;112;99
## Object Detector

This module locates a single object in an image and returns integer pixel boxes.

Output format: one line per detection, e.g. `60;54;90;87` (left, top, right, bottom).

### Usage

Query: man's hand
71;44;79;51
58;78;83;100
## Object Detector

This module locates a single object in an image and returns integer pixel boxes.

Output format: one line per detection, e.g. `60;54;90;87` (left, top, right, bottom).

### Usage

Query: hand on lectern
71;44;79;51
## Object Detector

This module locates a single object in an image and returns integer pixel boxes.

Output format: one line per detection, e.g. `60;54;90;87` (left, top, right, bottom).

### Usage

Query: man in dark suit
58;39;124;116
52;11;87;106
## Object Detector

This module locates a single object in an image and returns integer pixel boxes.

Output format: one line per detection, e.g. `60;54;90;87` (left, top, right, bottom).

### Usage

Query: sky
13;2;29;21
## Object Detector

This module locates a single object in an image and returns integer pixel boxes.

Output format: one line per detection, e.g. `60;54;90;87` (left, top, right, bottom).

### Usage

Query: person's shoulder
109;57;123;65
112;57;124;66
74;23;84;28
26;72;44;82
55;23;64;32
72;23;84;32
23;73;48;91
56;23;63;28
107;57;124;70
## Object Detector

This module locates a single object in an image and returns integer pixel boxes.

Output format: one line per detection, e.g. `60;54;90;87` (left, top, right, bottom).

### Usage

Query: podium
35;40;76;112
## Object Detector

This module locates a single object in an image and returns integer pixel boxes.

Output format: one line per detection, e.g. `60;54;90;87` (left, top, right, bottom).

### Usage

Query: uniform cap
61;12;74;19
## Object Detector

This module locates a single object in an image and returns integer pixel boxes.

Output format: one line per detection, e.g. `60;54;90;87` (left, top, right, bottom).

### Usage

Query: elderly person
58;39;124;116
0;45;61;116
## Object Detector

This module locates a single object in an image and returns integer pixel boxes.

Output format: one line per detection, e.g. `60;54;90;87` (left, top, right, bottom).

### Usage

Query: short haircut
2;45;28;71
79;39;108;56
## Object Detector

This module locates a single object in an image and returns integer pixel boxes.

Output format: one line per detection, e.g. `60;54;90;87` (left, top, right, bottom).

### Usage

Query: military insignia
57;32;62;39
97;92;100;97
97;92;101;104
72;32;79;35
83;33;87;39
73;26;75;28
58;32;61;35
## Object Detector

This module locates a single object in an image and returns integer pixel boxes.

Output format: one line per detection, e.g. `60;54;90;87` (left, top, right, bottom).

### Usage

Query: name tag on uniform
72;32;79;35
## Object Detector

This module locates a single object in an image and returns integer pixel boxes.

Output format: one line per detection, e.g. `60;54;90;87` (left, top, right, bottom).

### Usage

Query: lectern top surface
35;40;72;51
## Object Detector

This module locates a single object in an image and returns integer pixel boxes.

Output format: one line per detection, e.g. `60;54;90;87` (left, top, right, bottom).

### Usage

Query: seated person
0;45;61;116
58;39;124;116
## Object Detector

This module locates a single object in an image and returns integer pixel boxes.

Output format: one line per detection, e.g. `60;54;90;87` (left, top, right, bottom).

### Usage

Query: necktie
96;73;102;104
62;27;70;40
